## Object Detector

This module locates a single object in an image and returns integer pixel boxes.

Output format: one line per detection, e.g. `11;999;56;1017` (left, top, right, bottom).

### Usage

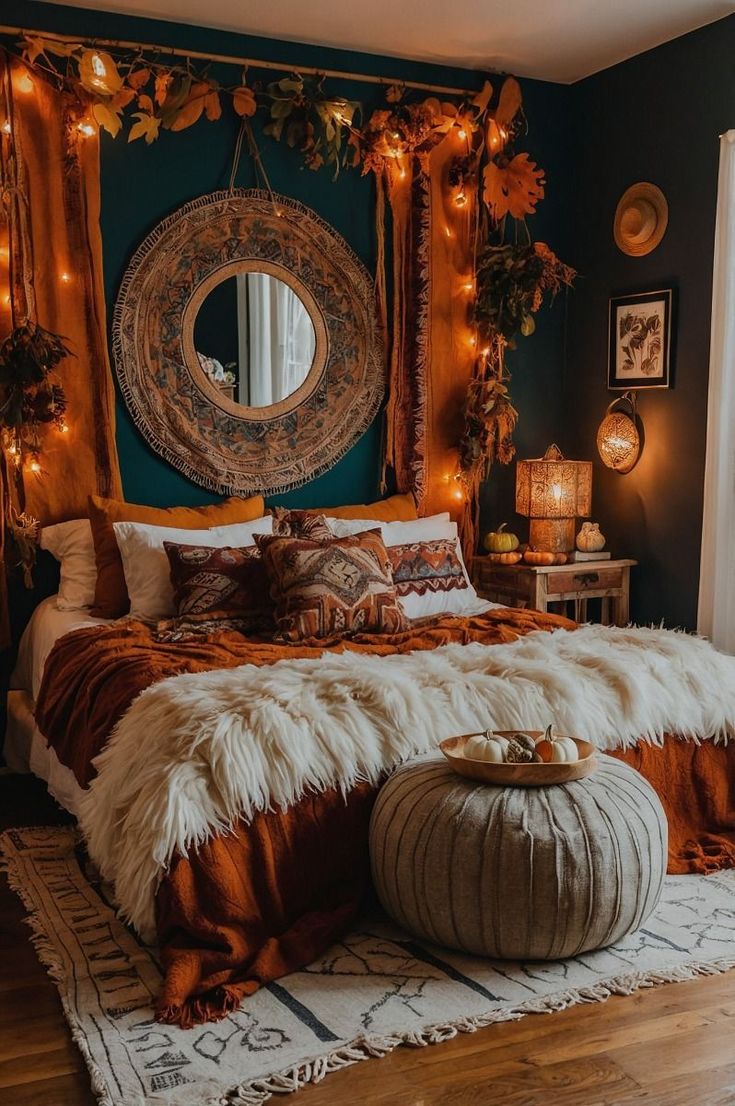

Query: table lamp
515;444;593;553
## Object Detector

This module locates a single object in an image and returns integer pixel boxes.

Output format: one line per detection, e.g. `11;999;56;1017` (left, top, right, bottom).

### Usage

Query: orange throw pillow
88;494;265;619
257;529;408;641
308;492;417;523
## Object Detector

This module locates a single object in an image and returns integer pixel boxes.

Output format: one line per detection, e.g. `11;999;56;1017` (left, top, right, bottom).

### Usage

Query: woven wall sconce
597;391;641;474
515;444;593;552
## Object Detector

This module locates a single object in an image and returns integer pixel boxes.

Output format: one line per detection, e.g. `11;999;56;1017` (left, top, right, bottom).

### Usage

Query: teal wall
1;1;572;669
5;1;572;518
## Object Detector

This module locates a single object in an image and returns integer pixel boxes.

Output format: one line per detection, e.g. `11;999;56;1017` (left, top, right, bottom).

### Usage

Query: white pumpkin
550;737;579;763
464;734;508;762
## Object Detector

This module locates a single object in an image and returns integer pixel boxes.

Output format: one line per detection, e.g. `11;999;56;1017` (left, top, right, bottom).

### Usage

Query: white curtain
237;274;315;406
698;131;735;653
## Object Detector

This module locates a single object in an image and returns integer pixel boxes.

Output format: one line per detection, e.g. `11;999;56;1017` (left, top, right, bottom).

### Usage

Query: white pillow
40;519;97;611
113;516;273;621
328;513;484;620
326;512;451;545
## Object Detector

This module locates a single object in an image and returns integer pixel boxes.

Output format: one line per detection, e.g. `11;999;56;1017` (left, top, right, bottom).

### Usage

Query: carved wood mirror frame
112;190;384;495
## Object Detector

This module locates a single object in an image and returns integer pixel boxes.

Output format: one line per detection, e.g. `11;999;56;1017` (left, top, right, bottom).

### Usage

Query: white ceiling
37;0;734;83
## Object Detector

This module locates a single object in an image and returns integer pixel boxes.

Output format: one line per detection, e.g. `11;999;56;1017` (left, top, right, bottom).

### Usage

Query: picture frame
608;288;673;390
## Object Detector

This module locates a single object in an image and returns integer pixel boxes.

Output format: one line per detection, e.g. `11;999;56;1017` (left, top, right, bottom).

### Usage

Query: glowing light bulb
29;457;41;473
458;129;467;139
551;483;562;502
444;226;453;238
481;346;490;357
1;120;10;135
462;281;474;294
454;190;467;208
16;72;34;94
58;419;69;434
60;271;72;284
77;121;96;137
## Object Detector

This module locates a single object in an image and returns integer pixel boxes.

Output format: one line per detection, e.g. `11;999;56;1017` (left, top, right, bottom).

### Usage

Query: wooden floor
1;774;734;1106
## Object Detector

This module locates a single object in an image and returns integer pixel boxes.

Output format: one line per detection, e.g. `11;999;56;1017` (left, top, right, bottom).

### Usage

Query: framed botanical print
608;288;673;389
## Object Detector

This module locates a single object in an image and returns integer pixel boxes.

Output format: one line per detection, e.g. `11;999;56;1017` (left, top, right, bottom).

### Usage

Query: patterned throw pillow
164;542;272;621
388;538;467;597
271;508;333;539
257;529;408;641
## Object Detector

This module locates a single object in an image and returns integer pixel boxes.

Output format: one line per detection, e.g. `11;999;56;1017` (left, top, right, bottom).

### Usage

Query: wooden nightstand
472;557;636;625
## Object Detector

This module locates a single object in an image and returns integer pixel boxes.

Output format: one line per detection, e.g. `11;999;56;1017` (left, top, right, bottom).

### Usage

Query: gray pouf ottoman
370;754;667;960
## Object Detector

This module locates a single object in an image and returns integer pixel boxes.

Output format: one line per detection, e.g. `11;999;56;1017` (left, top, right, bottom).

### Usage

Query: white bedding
80;623;735;939
6;596;105;814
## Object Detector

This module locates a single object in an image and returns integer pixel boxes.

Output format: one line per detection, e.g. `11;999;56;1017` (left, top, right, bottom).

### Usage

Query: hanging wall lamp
597;390;641;474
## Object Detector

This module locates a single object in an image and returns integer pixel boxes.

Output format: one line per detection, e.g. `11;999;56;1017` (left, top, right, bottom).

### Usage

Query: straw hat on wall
614;182;668;256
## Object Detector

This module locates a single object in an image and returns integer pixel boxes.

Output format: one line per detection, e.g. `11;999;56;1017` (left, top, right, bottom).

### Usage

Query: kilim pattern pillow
271;509;333;539
164;542;271;621
388;538;467;597
256;529;408;641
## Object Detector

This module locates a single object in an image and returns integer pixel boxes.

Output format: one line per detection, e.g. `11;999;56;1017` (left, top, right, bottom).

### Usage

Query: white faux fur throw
78;624;735;939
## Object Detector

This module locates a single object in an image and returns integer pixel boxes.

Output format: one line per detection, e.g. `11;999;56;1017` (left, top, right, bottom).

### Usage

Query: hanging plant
262;74;360;176
0;321;71;464
473;241;576;344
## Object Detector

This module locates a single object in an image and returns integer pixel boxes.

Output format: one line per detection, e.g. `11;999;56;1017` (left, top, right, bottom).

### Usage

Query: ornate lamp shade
597;392;640;474
515;444;593;552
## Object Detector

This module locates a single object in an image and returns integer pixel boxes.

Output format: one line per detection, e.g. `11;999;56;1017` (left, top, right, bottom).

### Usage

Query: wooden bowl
440;730;597;787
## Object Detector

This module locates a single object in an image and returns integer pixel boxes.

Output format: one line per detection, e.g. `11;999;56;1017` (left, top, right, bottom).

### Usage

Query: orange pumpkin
534;738;553;763
523;550;556;566
523;550;567;566
488;551;522;565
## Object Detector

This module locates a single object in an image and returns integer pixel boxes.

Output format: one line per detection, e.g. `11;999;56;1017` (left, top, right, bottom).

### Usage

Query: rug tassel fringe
0;837;117;1106
3;833;735;1106
220;955;735;1106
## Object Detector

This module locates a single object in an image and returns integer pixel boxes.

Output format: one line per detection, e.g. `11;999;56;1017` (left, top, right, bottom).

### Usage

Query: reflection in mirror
193;273;316;408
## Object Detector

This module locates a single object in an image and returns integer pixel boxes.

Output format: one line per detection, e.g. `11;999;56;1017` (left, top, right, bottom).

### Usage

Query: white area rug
3;825;735;1106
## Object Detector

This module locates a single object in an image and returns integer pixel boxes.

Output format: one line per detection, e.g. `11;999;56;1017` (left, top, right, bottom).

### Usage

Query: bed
8;589;735;1028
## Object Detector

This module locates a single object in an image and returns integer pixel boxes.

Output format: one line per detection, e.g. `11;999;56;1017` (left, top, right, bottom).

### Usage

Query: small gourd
464;733;509;762
488;551;522;565
484;523;520;554
523;550;556;566
523;550;567;566
540;724;579;763
576;522;606;553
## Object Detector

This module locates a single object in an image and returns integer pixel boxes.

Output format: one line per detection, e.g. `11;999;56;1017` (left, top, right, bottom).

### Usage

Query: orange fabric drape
0;55;121;644
381;132;476;542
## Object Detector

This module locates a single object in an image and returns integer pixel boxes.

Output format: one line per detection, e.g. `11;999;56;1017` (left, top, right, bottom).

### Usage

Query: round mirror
192;272;317;409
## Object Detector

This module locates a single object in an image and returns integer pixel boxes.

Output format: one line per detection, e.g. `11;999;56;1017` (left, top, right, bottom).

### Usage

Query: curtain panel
0;54;122;647
697;130;735;653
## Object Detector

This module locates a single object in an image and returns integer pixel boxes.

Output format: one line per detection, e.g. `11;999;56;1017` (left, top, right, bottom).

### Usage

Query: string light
59;271;72;284
28;457;42;474
462;280;474;294
77;121;96;137
16;72;34;94
1;120;10;135
58;418;70;434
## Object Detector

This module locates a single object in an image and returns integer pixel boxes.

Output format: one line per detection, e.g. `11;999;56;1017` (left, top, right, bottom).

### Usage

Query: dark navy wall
563;15;735;629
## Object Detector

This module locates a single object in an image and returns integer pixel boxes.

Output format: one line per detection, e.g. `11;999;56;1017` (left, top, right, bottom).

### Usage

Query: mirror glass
193;272;316;407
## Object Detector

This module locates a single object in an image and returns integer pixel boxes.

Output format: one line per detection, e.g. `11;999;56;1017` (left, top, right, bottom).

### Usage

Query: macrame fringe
111;188;385;498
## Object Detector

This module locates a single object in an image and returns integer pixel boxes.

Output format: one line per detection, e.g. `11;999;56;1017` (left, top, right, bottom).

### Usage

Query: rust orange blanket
33;608;735;1026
